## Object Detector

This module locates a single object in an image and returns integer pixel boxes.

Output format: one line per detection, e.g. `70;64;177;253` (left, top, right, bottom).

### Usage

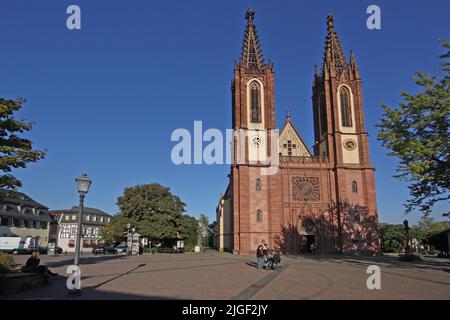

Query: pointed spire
240;8;265;70
322;13;347;78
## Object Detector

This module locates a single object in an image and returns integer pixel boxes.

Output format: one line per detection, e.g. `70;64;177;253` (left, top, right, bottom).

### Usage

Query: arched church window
340;87;353;127
256;210;262;223
352;181;358;193
250;82;262;123
319;93;327;134
256;178;261;191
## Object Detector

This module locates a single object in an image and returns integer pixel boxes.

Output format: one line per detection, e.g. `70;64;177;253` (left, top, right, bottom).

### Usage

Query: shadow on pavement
287;253;450;273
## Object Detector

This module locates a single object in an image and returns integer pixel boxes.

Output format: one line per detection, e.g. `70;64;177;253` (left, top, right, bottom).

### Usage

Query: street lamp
74;174;92;266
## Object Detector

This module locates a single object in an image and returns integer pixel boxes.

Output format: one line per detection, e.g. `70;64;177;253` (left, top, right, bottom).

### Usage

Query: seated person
22;251;57;276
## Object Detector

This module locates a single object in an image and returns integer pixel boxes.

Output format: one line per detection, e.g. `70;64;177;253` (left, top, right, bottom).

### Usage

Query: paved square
3;252;450;300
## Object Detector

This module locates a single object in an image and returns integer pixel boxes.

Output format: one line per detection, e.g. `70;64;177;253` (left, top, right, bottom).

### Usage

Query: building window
42;221;48;229
107;218;110;223
256;210;262;223
286;140;296;156
250;81;262;123
20;220;25;228
256;178;261;191
352;181;358;193
92;216;97;222
100;216;104;223
65;215;69;221
13;219;20;227
72;215;76;221
340;87;352;127
36;221;41;229
0;217;7;226
86;215;90;221
8;218;13;227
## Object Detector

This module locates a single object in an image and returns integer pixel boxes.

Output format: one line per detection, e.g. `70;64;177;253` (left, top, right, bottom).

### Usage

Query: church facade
215;10;380;255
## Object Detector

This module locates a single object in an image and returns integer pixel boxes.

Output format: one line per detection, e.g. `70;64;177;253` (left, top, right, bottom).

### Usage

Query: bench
0;272;49;295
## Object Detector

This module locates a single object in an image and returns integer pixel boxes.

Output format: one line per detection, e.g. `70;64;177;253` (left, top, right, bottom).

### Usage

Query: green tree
426;229;449;253
178;214;199;250
99;214;130;244
117;183;186;245
377;39;450;217
0;98;46;190
198;214;209;248
379;223;406;253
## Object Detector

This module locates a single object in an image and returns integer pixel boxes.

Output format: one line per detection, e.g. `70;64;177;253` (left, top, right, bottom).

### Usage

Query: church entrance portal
298;219;317;253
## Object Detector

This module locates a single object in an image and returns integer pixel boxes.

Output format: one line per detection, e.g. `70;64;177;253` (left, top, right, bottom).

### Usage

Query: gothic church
215;9;380;255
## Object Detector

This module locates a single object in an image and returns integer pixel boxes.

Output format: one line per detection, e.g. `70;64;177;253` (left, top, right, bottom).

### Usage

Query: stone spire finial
327;13;334;28
246;8;255;23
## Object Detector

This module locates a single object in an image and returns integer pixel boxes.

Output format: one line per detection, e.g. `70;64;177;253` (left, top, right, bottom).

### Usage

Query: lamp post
74;174;92;266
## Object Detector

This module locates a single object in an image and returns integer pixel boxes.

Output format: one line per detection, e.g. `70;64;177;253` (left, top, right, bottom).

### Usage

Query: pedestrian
138;244;143;256
263;243;271;269
23;251;58;276
256;240;265;270
310;243;316;254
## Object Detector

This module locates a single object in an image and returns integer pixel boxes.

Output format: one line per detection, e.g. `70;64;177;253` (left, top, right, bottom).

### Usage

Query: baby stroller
265;253;281;271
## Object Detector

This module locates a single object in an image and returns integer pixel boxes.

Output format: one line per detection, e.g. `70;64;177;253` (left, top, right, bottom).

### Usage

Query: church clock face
250;135;264;148
343;138;357;151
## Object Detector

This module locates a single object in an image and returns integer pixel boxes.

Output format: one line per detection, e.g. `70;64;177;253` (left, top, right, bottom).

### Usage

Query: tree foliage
380;218;450;253
116;183;197;246
377;39;450;216
379;223;406;253
99;214;129;243
178;214;199;249
198;214;209;248
0;98;46;189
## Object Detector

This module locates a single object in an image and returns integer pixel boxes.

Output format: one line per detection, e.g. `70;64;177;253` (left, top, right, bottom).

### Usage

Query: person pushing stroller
256;241;281;271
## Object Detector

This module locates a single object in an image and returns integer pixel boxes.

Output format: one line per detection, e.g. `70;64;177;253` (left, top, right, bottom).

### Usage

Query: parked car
92;245;116;255
38;246;48;254
115;244;127;254
38;245;63;255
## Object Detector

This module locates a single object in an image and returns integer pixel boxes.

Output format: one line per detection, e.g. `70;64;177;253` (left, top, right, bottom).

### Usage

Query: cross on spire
286;107;292;119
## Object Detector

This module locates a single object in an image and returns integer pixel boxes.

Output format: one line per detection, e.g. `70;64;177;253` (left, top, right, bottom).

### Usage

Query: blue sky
0;0;448;225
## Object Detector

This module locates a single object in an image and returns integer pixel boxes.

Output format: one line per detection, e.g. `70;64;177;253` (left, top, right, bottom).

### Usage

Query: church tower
312;14;379;251
230;9;276;255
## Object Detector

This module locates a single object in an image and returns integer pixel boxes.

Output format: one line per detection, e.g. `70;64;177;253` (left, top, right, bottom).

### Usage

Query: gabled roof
279;116;312;156
0;189;50;221
0;189;48;209
49;206;112;217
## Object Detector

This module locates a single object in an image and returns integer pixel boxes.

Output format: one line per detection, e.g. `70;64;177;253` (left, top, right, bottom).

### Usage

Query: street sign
48;242;56;256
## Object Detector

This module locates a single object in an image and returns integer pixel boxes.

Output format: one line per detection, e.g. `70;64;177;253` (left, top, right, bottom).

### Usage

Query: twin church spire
239;9;358;78
321;13;360;79
239;9;266;70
